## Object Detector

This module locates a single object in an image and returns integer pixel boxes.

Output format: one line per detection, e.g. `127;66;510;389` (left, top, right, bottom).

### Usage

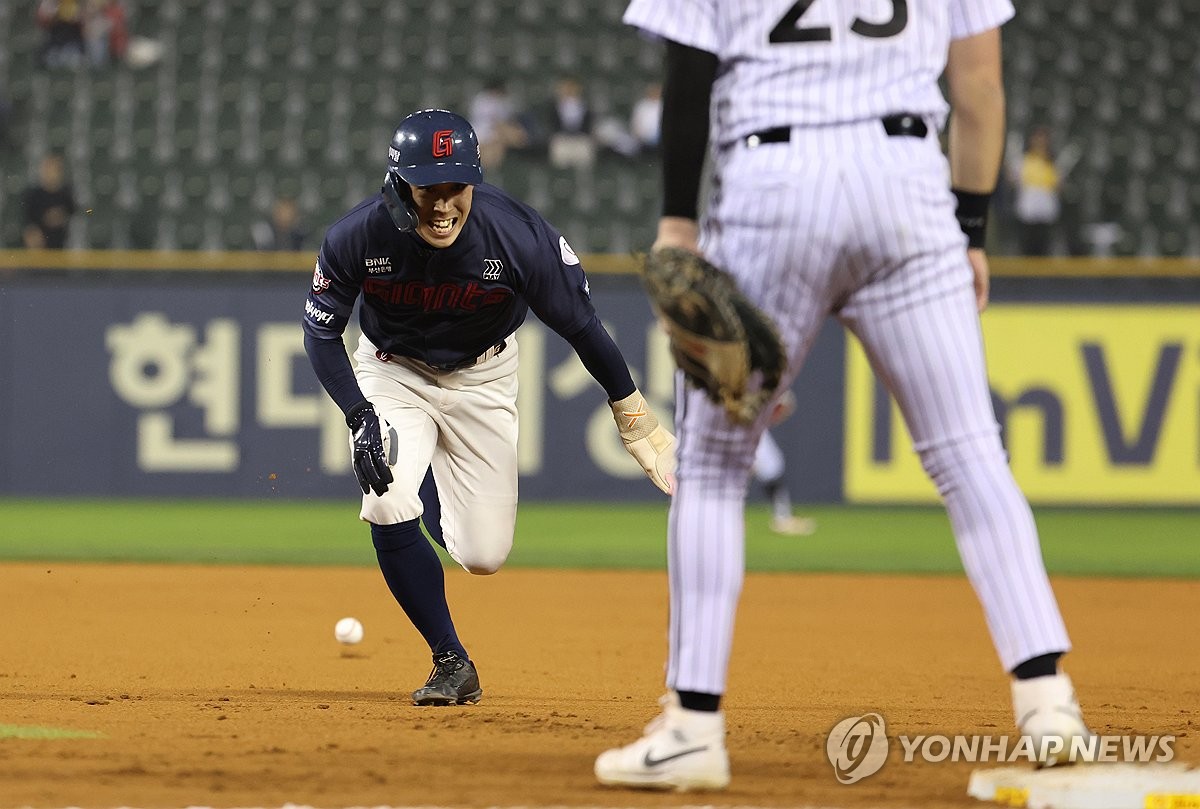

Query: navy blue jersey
303;184;596;367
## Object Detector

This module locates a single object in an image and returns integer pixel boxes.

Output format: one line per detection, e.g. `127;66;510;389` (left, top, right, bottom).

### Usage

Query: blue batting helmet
381;109;482;232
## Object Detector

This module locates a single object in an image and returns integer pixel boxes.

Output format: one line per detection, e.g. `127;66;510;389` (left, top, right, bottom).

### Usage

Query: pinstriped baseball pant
666;119;1070;695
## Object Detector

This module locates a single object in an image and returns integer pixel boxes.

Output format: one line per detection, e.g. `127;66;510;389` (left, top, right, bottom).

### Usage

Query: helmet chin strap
381;171;420;232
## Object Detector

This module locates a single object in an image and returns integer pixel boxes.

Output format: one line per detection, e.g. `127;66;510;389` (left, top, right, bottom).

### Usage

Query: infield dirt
1;563;1196;808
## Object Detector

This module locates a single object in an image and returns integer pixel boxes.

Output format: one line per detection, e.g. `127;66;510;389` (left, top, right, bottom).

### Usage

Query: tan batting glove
610;389;676;495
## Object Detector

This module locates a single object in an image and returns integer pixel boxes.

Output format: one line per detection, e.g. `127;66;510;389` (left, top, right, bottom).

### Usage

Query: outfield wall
2;252;1199;504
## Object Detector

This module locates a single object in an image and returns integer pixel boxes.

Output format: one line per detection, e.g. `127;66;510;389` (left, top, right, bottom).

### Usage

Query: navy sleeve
567;317;637;402
302;243;360;340
517;220;637;399
303;332;366;417
518;218;643;398
302;244;368;417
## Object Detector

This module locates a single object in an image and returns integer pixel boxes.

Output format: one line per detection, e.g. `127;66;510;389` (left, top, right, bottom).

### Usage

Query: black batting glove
346;401;394;496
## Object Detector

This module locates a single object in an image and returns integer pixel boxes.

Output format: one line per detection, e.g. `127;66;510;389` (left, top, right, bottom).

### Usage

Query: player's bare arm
947;27;1006;312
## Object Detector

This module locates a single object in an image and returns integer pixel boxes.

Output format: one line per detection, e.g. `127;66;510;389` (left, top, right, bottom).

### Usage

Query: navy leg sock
371;519;466;659
418;466;445;549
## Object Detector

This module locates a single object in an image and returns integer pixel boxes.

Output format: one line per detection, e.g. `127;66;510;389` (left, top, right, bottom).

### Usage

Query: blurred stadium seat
0;0;1190;255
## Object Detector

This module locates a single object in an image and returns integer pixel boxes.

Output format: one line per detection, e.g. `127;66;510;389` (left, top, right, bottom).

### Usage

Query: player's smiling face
409;182;474;248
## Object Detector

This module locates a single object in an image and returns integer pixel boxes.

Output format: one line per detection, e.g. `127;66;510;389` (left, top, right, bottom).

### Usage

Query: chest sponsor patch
483;258;503;280
365;256;392;274
559;235;580;266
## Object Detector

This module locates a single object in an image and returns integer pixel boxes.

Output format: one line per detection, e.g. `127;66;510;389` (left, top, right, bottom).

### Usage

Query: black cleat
411;651;482;706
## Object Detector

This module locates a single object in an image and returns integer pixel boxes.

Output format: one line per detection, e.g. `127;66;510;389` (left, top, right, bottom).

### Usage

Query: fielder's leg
598;140;839;789
839;257;1088;762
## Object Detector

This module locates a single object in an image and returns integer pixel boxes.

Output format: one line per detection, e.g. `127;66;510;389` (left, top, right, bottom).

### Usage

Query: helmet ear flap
381;171;419;232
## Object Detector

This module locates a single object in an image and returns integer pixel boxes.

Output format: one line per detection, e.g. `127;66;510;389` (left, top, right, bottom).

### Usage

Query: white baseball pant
352;334;520;575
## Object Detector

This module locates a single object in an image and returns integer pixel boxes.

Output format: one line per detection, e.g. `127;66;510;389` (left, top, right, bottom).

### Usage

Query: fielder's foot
770;515;817;536
412;651;482;706
595;693;730;791
1012;672;1092;766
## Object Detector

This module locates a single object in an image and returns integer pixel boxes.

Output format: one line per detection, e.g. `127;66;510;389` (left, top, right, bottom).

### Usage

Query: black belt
744;114;929;147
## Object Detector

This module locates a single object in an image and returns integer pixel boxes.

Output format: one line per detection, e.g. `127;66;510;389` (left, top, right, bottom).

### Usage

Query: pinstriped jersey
623;0;1014;145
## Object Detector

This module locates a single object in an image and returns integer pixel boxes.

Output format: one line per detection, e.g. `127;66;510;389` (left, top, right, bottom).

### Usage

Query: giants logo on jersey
432;130;454;158
363;278;512;312
311;260;330;294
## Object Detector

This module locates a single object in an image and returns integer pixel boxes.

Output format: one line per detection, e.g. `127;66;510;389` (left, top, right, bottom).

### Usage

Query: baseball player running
596;0;1090;790
303;109;675;706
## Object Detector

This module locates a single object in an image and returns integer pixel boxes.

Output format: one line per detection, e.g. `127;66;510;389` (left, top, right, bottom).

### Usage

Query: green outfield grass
1;498;1197;577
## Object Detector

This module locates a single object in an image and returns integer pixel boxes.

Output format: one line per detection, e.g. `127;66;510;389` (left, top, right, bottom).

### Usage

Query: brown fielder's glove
640;247;787;425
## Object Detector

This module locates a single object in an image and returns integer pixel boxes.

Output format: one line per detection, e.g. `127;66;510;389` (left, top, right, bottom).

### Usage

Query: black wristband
952;189;992;249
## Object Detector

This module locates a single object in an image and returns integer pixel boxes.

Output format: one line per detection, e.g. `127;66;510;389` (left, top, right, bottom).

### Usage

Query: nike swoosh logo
642;745;709;768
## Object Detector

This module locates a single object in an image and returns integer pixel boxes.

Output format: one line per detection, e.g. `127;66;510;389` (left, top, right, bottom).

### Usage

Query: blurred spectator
629;82;662;153
592;83;662;160
22;152;77;249
252;196;307;251
1011;125;1080;256
545;77;596;169
36;0;87;69
468;78;529;171
547;77;592;137
86;0;130;67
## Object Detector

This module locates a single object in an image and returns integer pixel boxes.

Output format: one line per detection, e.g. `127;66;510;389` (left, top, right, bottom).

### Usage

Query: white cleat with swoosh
1012;672;1093;767
595;692;730;791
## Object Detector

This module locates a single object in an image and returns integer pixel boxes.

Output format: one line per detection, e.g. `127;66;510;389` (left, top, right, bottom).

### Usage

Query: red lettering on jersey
460;282;485;311
432;130;454;158
363;279;513;313
434;283;462;310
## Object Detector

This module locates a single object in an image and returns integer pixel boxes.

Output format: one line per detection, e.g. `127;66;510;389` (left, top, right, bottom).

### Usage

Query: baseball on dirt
334;617;364;645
